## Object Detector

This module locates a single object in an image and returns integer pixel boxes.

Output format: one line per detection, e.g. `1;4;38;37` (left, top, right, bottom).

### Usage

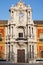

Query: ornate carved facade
0;0;43;63
6;0;36;63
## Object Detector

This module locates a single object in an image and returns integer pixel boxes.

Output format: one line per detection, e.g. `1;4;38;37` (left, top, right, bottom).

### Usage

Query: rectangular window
39;34;43;41
29;45;31;58
29;45;34;59
32;45;34;58
0;34;2;41
40;34;43;39
19;33;23;38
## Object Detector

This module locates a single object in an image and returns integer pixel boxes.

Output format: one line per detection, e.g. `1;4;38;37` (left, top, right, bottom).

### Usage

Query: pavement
0;62;43;65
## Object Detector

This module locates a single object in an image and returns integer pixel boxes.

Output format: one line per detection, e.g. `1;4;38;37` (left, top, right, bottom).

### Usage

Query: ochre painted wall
0;26;5;58
37;26;43;58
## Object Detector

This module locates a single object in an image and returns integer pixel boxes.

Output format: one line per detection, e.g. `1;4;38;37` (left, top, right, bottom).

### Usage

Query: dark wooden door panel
41;51;43;58
17;49;25;63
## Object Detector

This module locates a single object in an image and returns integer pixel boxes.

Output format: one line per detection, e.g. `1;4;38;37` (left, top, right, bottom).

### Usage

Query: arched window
12;11;14;13
29;11;30;16
29;27;31;37
12;26;13;38
32;27;33;34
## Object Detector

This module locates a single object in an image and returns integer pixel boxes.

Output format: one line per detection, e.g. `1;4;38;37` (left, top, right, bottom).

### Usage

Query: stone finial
20;0;22;2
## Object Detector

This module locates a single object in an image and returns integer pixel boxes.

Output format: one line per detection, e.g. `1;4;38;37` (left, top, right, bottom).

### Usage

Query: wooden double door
17;49;25;63
41;51;43;58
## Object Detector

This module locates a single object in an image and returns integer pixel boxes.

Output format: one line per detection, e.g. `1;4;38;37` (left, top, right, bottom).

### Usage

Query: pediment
15;1;27;10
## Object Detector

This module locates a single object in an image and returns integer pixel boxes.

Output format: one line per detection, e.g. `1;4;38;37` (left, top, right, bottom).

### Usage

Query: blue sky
0;0;43;20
